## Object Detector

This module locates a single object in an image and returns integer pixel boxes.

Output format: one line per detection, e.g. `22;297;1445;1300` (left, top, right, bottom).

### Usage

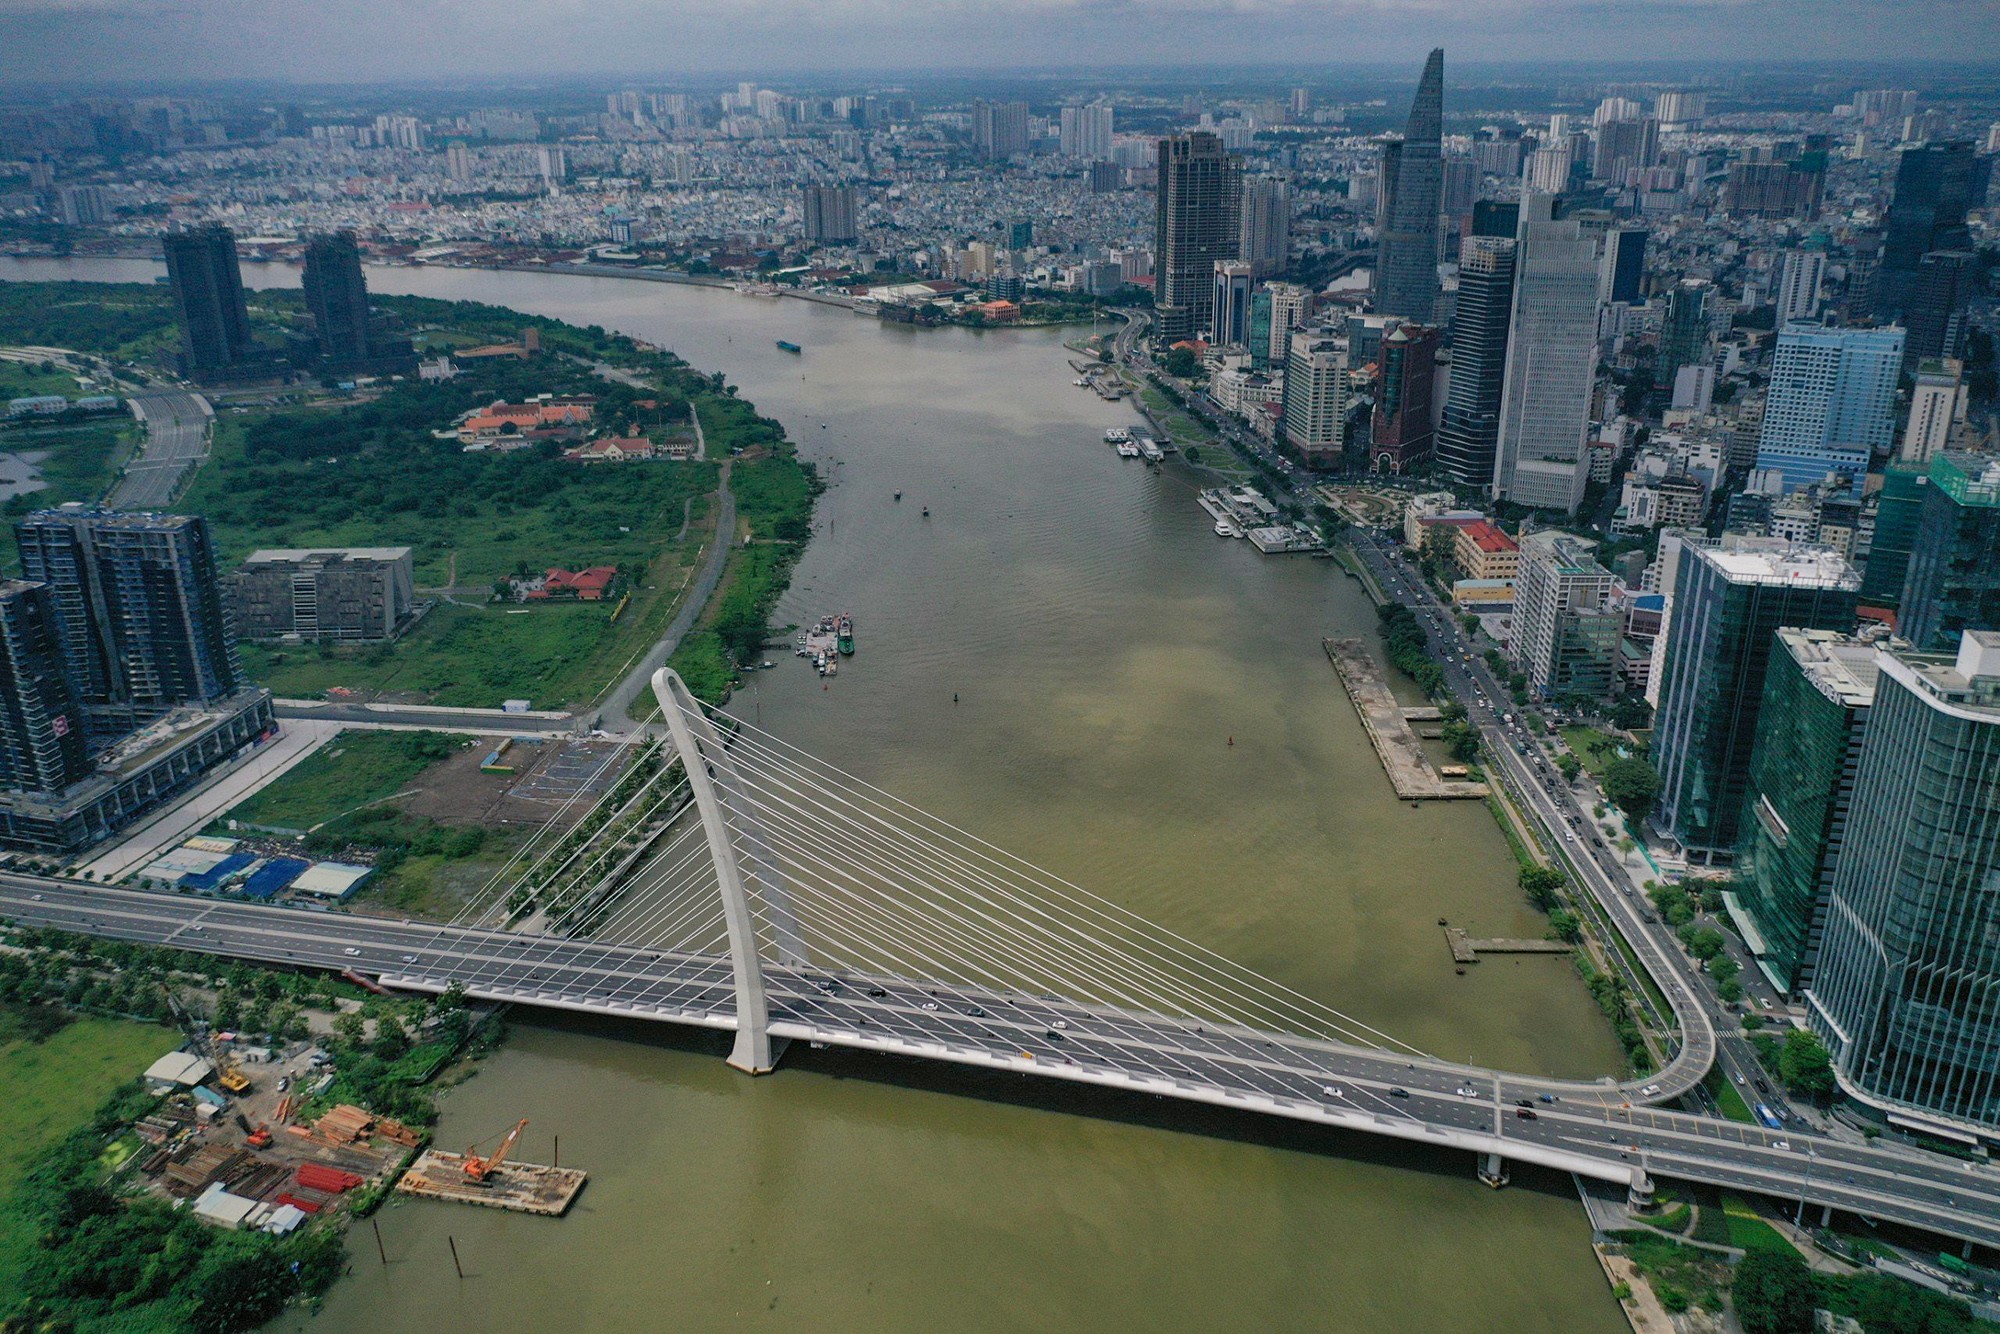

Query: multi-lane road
4;875;1996;1247
110;390;212;509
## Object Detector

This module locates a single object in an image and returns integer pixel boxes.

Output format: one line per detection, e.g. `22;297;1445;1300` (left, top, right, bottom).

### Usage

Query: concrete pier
1445;927;1574;964
1323;639;1488;801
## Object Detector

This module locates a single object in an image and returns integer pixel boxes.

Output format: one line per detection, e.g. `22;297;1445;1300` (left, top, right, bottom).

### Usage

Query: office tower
1435;235;1516;491
1248;289;1273;371
1900;451;2000;652
1753;323;1903;492
1282;331;1351;465
1373;48;1444;323
1722;159;1825;218
1773;247;1827;325
1592;118;1658;182
1657;278;1712;384
1440;155;1479;225
1492;197;1600;513
1729;629;1877;995
1211;262;1253;347
1290;88;1311;119
1903;359;1965;464
1239;176;1291;279
973;100;1030;158
301;230;371;365
1861;461;1928;606
1470;199;1518;239
1059;103;1112;160
1369;322;1439;475
1875;141;1991;320
802;185;858;244
445;142;474;184
1008;219;1034;250
1599;226;1646;305
1514;532;1620;699
1905;250;1976;366
1655;91;1706;133
1152;132;1243;346
161;223;253;379
56;185;107;226
14;509;242;738
0;580;89;796
1652;541;1860;860
1261;282;1313;372
1089;161;1122;194
1807;631;2000;1131
537;145;567;188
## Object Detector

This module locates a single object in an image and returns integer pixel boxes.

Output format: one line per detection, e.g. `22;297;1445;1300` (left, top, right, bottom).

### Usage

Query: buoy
1227;735;1234;747
953;693;959;704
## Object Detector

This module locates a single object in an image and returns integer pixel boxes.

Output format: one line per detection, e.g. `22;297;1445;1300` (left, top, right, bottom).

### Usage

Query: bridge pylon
1477;1152;1510;1189
652;667;796;1074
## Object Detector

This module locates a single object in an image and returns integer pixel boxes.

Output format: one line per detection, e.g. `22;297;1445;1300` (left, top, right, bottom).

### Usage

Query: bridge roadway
6;877;1997;1248
110;390;211;510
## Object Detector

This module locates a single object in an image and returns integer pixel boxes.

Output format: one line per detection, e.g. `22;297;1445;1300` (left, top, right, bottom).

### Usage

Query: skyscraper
1373;48;1444;323
1258;282;1313;372
1875;141;1990;321
1754;323;1904;491
1729;629;1877;996
1210;262;1253;347
1153;132;1243;347
1902;358;1965;464
14;509;242;738
537;145;567;188
1591;117;1658;182
973;101;1030;159
1368;322;1438;475
1513;532;1620;699
1599;226;1647;306
1059;103;1113;161
1657;278;1712;385
1899;451;2000;653
1435;235;1516;491
1282;331;1350;465
1772;247;1827;326
801;185;858;244
301;230;372;365
1905;249;1976;366
0;580;89;796
1806;631;2000;1133
1652;541;1861;860
161;223;253;379
1239;176;1291;279
445;142;474;184
1492;196;1601;513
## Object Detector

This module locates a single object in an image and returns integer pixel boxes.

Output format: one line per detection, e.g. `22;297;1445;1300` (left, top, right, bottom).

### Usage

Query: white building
1492;195;1602;513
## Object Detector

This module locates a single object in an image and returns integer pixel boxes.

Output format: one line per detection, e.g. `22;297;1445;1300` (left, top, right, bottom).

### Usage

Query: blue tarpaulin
238;857;311;900
182;853;256;893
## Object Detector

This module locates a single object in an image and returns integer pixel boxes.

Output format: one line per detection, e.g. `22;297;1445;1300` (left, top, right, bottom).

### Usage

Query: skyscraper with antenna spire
1374;48;1444;324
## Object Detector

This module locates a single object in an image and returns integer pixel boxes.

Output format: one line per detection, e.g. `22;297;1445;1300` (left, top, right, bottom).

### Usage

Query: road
270;699;578;737
4;875;1995;1247
110;390;212;509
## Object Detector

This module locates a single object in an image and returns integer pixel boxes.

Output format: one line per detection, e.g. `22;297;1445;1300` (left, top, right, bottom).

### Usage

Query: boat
1215;520;1241;538
1103;427;1131;444
1139;439;1165;462
921;506;930;518
894;491;903;502
1116;442;1141;459
836;615;855;656
775;340;802;354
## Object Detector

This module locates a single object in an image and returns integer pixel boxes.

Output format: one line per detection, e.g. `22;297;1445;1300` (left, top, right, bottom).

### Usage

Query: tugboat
836;615;855;656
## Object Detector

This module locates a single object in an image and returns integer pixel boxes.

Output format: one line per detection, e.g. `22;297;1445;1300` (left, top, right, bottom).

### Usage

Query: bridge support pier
1477;1153;1510;1189
1626;1167;1656;1213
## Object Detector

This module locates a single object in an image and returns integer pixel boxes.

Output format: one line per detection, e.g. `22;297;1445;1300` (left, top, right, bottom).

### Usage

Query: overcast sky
2;0;1997;87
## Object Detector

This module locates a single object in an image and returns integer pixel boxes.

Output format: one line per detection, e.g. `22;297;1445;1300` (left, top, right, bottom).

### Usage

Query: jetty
1322;638;1488;801
1445;927;1574;964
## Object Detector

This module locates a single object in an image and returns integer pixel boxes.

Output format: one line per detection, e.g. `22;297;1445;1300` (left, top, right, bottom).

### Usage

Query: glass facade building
1899;451;2000;653
1807;632;2000;1133
1860;461;1929;606
1652;541;1860;860
1728;630;1876;996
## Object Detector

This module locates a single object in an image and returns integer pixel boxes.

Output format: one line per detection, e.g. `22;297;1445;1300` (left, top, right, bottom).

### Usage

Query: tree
1441;719;1481;762
373;1017;411;1062
1547;909;1582;943
1777;1029;1836;1106
1710;956;1740;987
1603;756;1662;821
332;1010;366;1048
1161;347;1200;378
1609;694;1654;731
1732;1247;1817;1334
1679;925;1726;962
1519;865;1565;911
1557;753;1582;782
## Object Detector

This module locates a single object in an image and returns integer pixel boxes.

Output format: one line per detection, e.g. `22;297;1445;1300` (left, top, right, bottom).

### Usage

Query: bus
1754;1103;1785;1130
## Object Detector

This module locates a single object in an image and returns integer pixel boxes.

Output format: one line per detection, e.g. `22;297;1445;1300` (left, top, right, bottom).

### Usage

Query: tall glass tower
1374;48;1444;324
1434;236;1516;491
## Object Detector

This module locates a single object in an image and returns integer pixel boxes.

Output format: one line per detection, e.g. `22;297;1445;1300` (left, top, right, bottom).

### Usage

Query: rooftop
1777;628;1879;709
1697;541;1859;591
244;547;413;563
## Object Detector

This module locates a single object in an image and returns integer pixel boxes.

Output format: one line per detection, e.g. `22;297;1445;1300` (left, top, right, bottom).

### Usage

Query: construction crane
463;1118;528;1183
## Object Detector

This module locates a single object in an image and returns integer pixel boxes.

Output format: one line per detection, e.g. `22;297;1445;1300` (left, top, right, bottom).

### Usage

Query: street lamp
1794;1145;1818;1228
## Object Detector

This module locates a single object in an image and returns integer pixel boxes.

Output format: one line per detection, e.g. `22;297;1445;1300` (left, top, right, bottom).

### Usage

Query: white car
401;954;418;964
1322;1085;1345;1099
1772;1139;1791;1151
342;947;361;957
1641;1083;1661;1096
1456;1086;1479;1098
1050;1019;1069;1030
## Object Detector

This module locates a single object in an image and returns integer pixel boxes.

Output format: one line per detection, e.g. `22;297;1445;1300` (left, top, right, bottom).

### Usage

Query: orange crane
463;1118;528;1183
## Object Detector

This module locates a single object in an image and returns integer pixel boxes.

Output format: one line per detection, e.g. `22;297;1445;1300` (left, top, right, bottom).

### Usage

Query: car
1514;1099;1533;1108
342;947;361;957
1388;1087;1410;1098
1772;1139;1791;1151
866;986;887;998
1456;1086;1479;1098
1045;1029;1065;1042
920;1001;940;1011
29;893;42;901
401;954;418;964
1538;1093;1558;1104
1641;1083;1661;1096
1322;1085;1345;1098
276;1075;290;1092
1733;1074;1745;1085
1515;1108;1538;1120
966;1006;987;1018
1051;1019;1069;1030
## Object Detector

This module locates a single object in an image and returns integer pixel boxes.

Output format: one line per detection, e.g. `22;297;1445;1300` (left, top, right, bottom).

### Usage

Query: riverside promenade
1323;638;1488;801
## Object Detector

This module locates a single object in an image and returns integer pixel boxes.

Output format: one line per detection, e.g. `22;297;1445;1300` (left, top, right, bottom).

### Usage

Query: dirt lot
398;739;631;831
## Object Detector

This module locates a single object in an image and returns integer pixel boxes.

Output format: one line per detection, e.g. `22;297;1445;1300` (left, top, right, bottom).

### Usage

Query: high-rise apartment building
1153;132;1243;346
0;580;89;796
1772;247;1827;326
1282;331;1351;465
1655;91;1707;133
301;230;372;365
445;142;474;184
537;145;567;188
1875;141;1990;321
1058;103;1113;161
1252;282;1312;373
801;185;858;244
1652;541;1861;860
1373;49;1444;324
161;223;253;379
1368;322;1439;475
1729;629;1877;995
1492;197;1601;513
1435;235;1516;491
1657;278;1712;384
1591;118;1658;182
14;508;242;738
1754;322;1904;492
1722;159;1826;218
1210;262;1253;348
1905;249;1977;366
1239;176;1291;280
973;101;1030;159
1807;632;2000;1134
1899;451;2000;653
1514;531;1620;698
1902;359;1965;464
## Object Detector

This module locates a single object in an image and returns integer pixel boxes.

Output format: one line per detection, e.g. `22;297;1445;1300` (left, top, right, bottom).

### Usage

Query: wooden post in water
448;1235;464;1280
554;1135;560;1168
372;1219;387;1266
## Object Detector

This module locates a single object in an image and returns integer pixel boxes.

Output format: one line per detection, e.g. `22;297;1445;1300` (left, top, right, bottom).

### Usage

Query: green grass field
1720;1194;1798;1254
1709;1070;1757;1124
1562;725;1628;777
224;730;470;831
0;360;87;401
0;1007;177;1297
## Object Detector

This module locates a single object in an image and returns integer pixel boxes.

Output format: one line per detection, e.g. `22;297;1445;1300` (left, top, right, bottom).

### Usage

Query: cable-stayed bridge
3;669;1995;1249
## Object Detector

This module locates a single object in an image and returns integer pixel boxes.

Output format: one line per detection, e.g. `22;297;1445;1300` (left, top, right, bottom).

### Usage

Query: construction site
396;1119;587;1216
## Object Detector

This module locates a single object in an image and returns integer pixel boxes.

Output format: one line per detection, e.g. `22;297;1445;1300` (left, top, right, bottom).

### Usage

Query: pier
395;1150;587;1216
1444;927;1574;964
1322;639;1488;801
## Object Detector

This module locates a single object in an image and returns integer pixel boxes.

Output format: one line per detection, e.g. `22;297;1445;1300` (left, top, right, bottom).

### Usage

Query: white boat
1103;427;1131;444
1215;520;1241;538
1116;442;1141;458
1139;439;1164;462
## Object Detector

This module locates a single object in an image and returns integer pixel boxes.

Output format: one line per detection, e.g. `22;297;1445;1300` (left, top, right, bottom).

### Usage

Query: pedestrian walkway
1323;638;1487;800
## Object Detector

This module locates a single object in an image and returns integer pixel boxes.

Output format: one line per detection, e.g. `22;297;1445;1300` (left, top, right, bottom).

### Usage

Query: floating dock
1322;638;1488;801
395;1151;587;1216
1445;927;1574;964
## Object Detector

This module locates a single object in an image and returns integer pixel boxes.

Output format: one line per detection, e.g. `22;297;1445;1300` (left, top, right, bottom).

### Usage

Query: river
4;257;1625;1332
